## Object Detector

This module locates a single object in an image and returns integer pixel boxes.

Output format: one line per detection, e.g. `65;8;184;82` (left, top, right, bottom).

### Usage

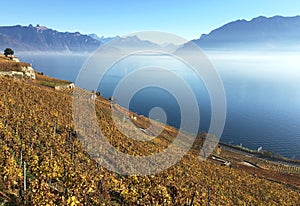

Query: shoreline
103;93;300;164
218;142;300;166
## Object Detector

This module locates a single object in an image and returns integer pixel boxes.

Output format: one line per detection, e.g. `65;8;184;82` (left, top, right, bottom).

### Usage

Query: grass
35;73;72;88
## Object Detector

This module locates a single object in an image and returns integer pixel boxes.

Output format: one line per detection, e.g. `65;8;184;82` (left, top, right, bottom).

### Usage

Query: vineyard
0;75;299;205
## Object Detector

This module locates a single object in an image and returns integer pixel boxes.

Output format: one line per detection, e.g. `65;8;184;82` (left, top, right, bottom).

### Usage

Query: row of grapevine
0;76;299;205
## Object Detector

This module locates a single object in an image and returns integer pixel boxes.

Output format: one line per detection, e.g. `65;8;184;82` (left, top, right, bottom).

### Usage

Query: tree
4;48;14;57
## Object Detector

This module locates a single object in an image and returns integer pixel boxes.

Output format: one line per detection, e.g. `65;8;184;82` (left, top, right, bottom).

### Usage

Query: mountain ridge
0;24;102;52
181;15;300;50
2;15;300;53
0;25;164;53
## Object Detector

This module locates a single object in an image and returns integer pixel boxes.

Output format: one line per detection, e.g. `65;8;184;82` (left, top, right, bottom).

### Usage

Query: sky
1;0;300;43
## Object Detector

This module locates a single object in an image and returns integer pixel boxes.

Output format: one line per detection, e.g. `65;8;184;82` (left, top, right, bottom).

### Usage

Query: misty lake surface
19;51;300;159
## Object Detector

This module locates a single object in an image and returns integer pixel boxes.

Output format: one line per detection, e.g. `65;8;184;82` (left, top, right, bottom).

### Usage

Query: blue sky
1;0;300;41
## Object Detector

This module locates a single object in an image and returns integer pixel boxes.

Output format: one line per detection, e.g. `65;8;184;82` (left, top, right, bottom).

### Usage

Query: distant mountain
181;15;300;50
161;43;180;52
88;33;119;44
0;24;102;52
107;35;161;50
0;25;164;53
89;33;180;52
89;34;164;53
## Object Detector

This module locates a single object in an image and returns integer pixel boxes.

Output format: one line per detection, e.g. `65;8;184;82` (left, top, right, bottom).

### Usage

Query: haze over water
20;51;300;159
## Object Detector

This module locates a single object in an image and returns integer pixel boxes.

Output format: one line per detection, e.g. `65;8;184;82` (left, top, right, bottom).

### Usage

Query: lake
19;51;300;159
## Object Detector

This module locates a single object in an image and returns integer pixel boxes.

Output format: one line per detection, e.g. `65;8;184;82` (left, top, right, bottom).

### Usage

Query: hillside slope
0;76;299;205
